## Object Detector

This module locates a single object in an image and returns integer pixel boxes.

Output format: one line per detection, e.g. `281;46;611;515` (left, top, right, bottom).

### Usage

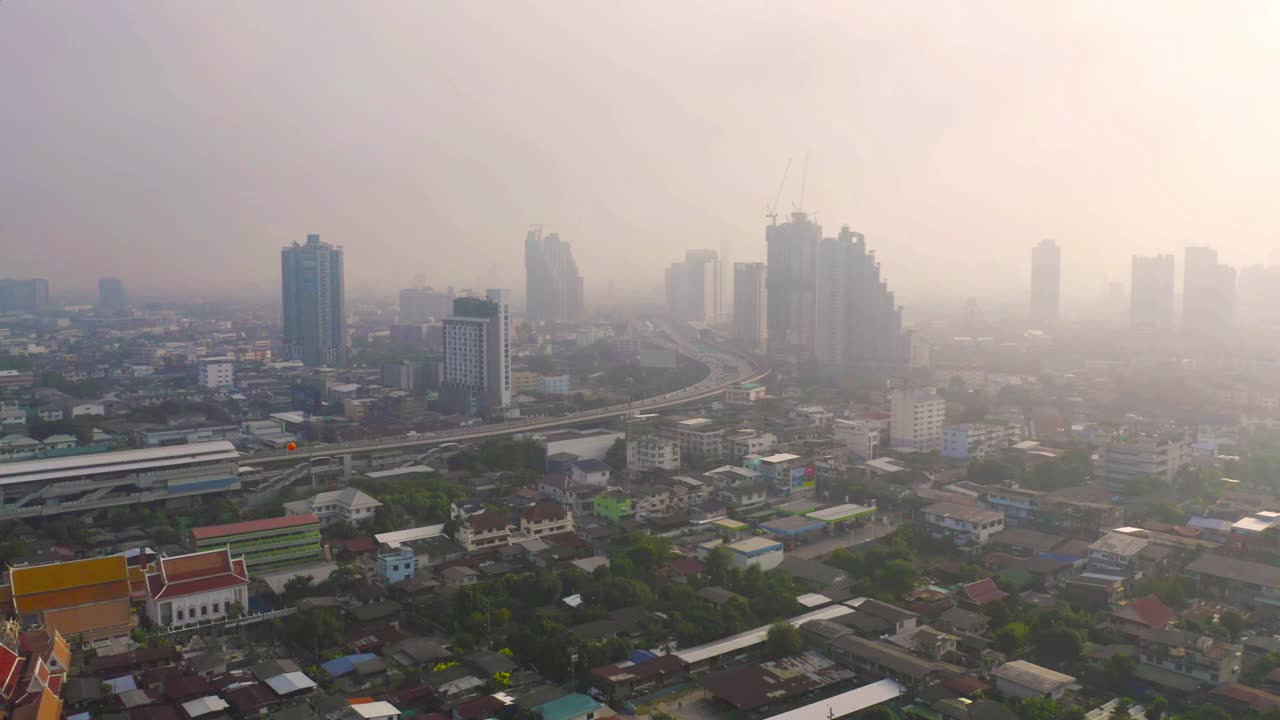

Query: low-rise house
717;483;768;509
630;486;673;517
455;513;512;552
723;537;784;571
1138;628;1242;687
533;693;605;720
571;459;612;486
957;578;1009;610
284;488;383;527
851;599;919;635
591;655;686;702
1087;531;1149;578
922;503;1005;547
991;660;1076;700
520;502;574;537
1111;595;1176;637
1184;554;1280;607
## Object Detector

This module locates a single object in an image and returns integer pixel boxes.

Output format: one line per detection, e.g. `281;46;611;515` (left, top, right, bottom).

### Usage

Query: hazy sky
5;2;1280;308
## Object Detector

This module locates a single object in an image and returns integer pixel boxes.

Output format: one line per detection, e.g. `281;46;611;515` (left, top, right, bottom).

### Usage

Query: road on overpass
245;328;766;466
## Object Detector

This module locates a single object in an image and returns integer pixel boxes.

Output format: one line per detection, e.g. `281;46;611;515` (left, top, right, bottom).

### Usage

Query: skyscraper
814;226;907;379
525;228;584;324
399;286;453;323
766;212;820;358
1130;254;1175;329
0;279;49;313
281;234;347;367
1030;239;1060;325
1183;246;1236;333
732;262;767;351
441;289;511;415
663;250;720;322
98;276;128;310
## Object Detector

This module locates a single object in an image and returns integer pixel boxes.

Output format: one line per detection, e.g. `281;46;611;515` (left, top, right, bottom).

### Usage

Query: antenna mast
767;158;792;225
798;152;810;211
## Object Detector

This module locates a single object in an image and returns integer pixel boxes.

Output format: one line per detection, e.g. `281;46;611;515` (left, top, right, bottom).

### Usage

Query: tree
282;575;316;604
994;622;1029;654
766;622;803;657
1104;654;1136;694
862;708;898;720
1015;698;1062;720
704;546;731;586
1219;610;1246;639
876;559;919;599
1034;627;1082;662
1109;699;1133;720
605;439;626;471
1147;696;1167;720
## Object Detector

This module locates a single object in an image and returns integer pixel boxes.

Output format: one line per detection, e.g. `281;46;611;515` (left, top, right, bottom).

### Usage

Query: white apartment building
724;382;767;405
676;418;727;463
283;488;383;527
729;430;777;463
941;423;1023;461
628;436;681;471
833;419;880;462
890;387;946;451
922;502;1005;547
441;289;511;415
519;502;574;537
197;357;235;388
1099;433;1191;484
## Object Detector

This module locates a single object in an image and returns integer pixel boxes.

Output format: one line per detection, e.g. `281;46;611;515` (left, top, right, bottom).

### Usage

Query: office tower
525;228;584;324
281;234;347;367
1130;254;1175;329
1238;265;1280;326
889;387;946;451
1184;246;1237;333
399;286;453;323
98;276;128;310
814;226;907;379
0;279;49;313
441;289;511;415
766;211;820;358
663;250;720;322
1030;239;1060;325
732;262;767;351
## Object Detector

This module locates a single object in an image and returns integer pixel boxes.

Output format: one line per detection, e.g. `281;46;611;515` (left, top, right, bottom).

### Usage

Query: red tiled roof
465;512;511;533
454;694;508;720
161;550;232;582
191;513;319;540
961;578;1009;606
341;537;377;554
943;676;993;696
541;531;584;547
666;558;705;576
1213;684;1280;712
162;673;213;702
149;557;248;601
0;645;22;700
522;502;568;524
1113;595;1176;630
225;682;278;713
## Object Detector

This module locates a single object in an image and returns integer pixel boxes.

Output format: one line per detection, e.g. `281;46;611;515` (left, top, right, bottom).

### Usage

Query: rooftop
991;660;1076;694
924;502;1003;524
192;513;320;541
0;440;238;486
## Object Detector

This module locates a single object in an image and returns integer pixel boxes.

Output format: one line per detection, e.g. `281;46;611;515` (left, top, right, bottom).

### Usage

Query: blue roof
1189;516;1232;532
535;693;603;720
321;653;379;677
629;649;658;665
574;459;611;473
1039;552;1084;564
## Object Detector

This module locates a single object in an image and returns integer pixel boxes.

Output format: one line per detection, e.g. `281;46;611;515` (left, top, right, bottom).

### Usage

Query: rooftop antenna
766;158;792;225
797;152;810;212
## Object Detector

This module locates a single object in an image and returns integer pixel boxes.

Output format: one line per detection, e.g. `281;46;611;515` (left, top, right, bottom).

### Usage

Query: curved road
247;333;766;466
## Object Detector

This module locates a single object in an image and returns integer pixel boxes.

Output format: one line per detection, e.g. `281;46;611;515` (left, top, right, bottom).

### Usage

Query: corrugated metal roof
0;441;238;486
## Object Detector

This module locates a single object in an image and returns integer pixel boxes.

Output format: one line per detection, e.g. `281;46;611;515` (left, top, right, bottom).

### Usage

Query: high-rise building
889;387;946;451
1030;239;1060;325
0;279;49;313
663;250;720;322
1238;264;1280;327
525;228;584;324
732;262;767;351
399;287;453;323
1130;254;1175;329
441;289;511;415
766;212;820;358
98;276;128;310
281;234;347;367
1183;246;1236;333
814;226;907;379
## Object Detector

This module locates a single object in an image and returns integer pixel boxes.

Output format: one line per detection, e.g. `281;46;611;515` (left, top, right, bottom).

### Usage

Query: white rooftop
675;604;854;664
762;679;904;720
807;504;876;523
796;593;833;608
375;524;445;549
759;453;801;464
181;696;230;718
265;670;317;695
366;465;434;479
350;701;403;719
0;441;238;486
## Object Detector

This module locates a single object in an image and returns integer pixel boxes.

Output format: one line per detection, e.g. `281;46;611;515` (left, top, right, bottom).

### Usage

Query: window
177;609;184;620
201;605;208;616
213;602;220;613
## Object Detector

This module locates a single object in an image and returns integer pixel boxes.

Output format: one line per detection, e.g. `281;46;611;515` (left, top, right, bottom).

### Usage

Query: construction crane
766;158;792;225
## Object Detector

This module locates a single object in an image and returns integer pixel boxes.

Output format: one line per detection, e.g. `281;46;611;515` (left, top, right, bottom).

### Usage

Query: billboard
790;464;816;489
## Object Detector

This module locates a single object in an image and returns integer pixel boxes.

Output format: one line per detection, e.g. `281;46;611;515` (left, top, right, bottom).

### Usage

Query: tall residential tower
1183;246;1236;333
281;234;347;367
664;250;720;323
815;226;907;379
1030;239;1060;326
766;212;820;358
525;228;584;324
441;289;512;415
98;277;128;310
732;262;767;351
1130;254;1175;329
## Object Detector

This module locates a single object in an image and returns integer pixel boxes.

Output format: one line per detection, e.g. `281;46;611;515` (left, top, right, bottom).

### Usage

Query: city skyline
10;3;1280;303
